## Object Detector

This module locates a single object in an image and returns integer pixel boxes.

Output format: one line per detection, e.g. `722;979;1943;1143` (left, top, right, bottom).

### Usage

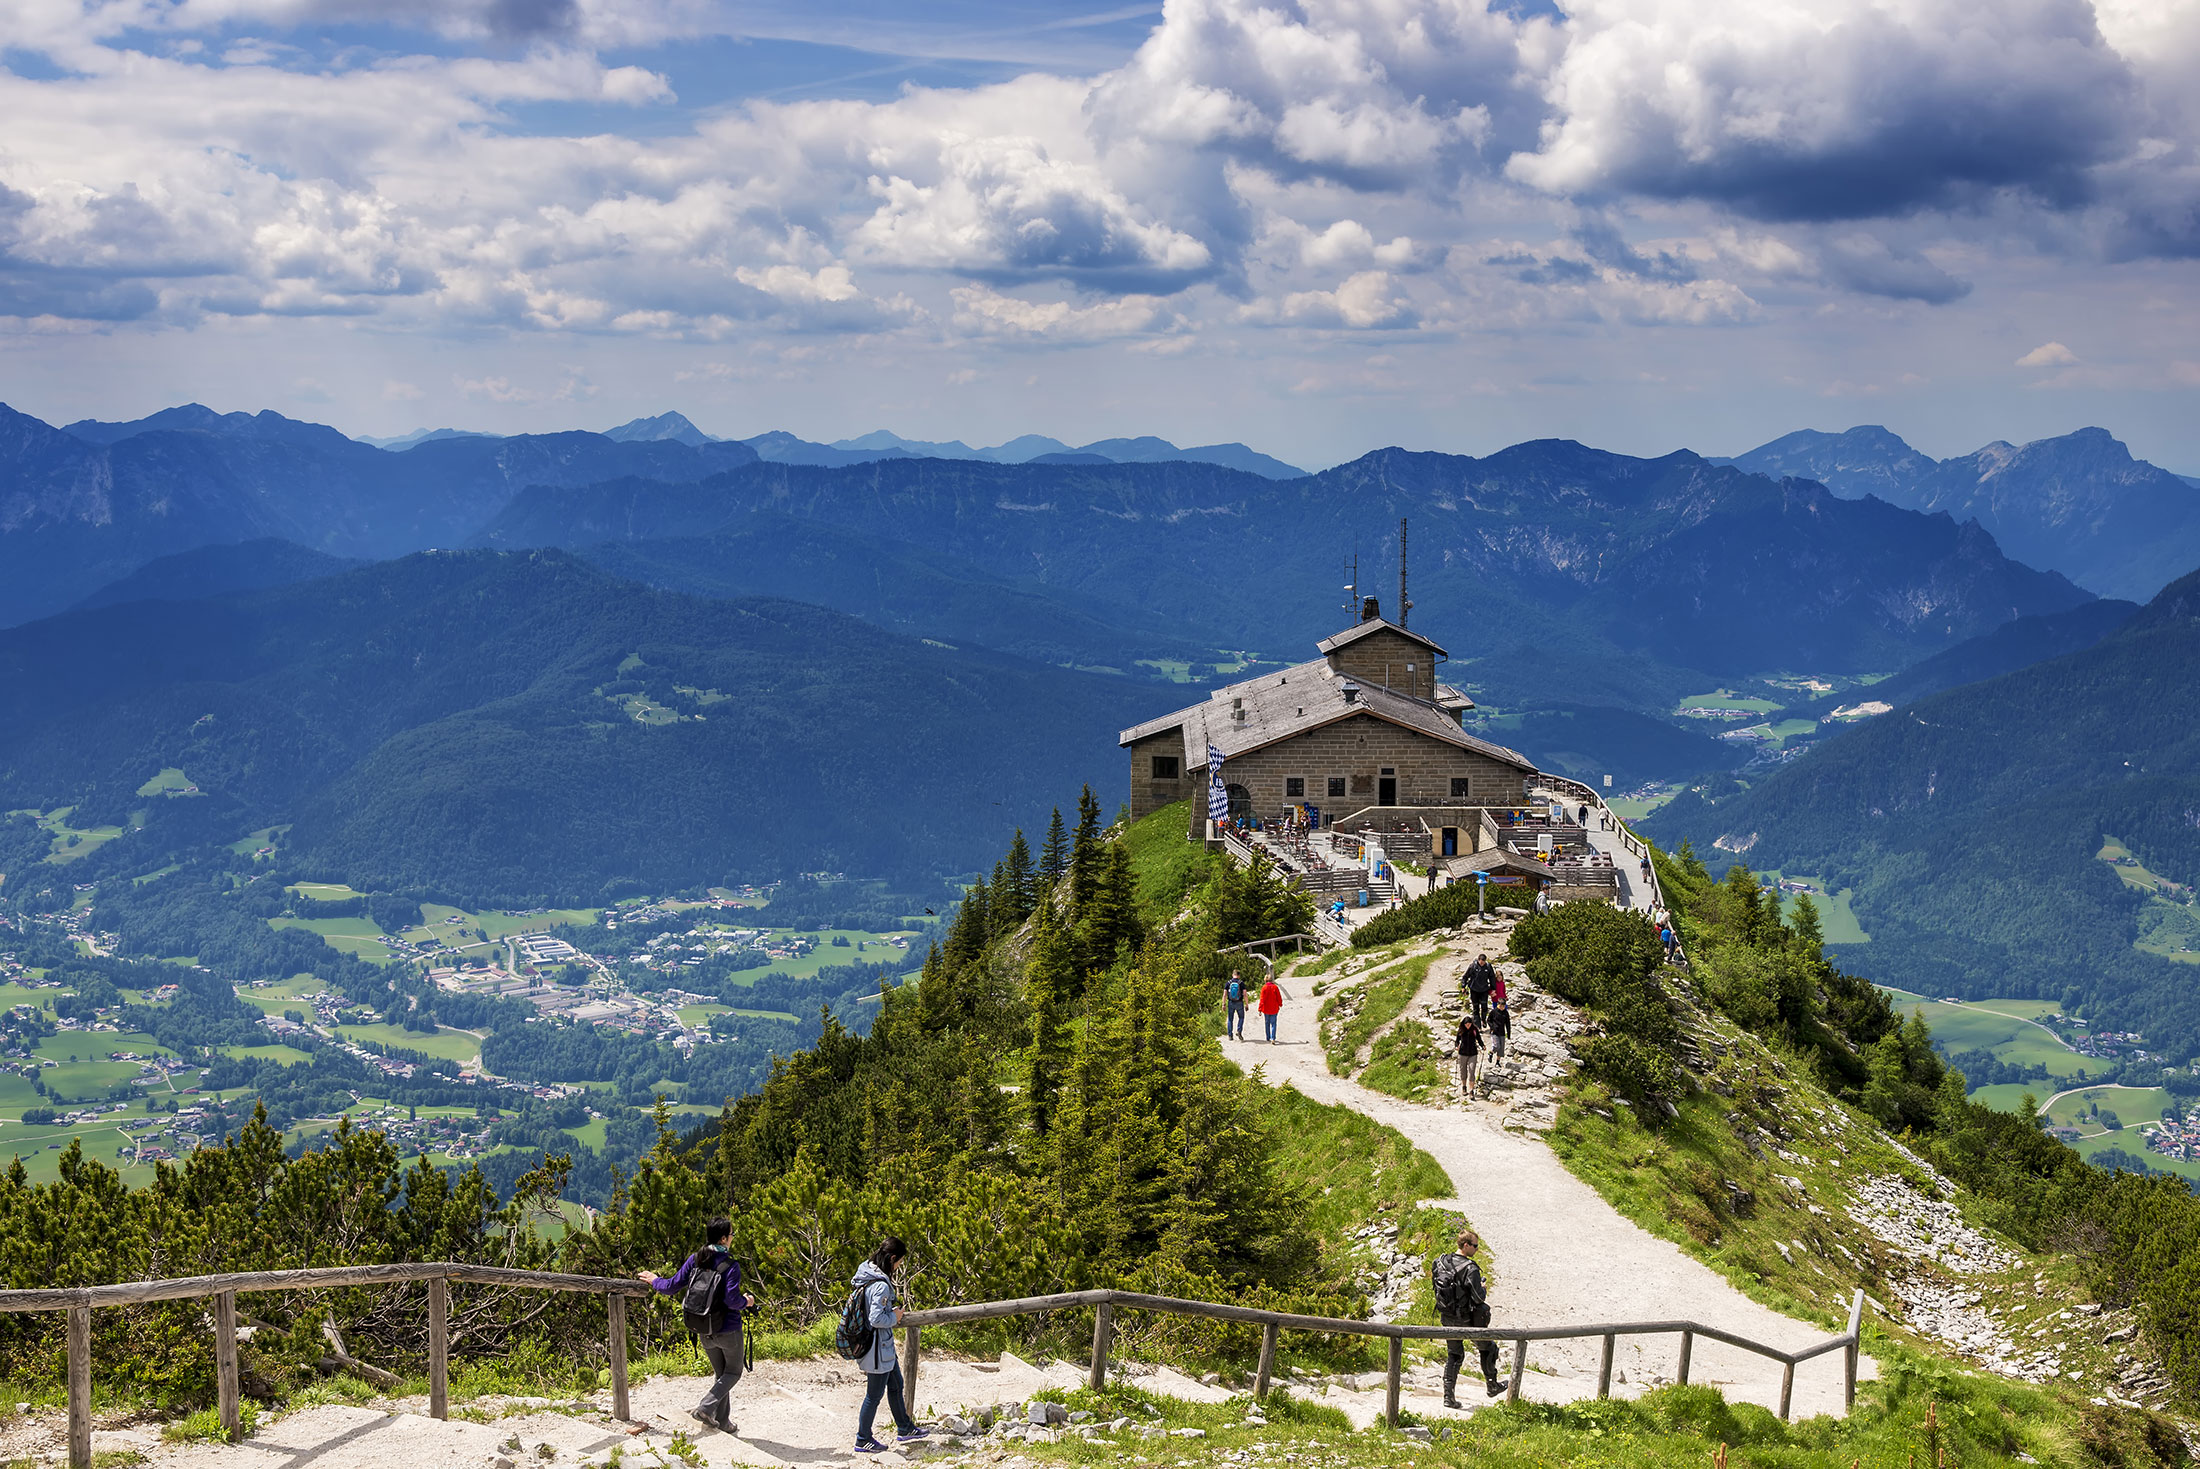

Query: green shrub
1350;882;1534;947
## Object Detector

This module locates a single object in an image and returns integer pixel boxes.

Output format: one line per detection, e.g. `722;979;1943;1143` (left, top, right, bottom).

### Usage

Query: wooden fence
898;1287;1867;1428
0;1263;653;1469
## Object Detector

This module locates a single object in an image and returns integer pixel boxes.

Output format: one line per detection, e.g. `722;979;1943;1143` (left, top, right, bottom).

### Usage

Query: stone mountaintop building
1119;600;1542;862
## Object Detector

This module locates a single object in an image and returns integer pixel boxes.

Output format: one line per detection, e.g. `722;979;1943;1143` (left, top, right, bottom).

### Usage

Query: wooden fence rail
0;1263;656;1469
897;1287;1868;1428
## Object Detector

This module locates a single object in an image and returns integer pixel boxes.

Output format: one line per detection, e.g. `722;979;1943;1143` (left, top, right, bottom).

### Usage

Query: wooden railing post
1844;1290;1865;1410
1505;1337;1525;1403
1778;1359;1794;1421
1383;1334;1402;1428
1596;1333;1614;1398
67;1302;90;1469
428;1277;449;1421
1089;1303;1113;1391
1676;1329;1693;1386
1254;1321;1279;1400
214;1290;240;1440
607;1292;629;1421
903;1324;922;1409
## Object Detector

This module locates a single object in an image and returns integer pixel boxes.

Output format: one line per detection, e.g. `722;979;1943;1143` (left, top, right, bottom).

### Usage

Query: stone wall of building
1211;711;1531;821
1126;728;1191;823
1325;627;1440;699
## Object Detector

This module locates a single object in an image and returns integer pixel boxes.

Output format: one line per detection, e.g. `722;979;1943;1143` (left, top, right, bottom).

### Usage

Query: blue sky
1;0;2197;472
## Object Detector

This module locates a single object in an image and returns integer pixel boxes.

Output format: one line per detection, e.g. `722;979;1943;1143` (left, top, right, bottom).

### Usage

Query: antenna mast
1397;517;1411;628
1344;546;1359;620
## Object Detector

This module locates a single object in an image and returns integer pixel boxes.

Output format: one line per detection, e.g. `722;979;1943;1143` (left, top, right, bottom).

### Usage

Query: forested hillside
0;549;1149;900
1645;565;2200;1055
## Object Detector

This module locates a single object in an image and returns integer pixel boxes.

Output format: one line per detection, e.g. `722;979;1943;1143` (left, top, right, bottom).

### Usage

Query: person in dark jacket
1430;1230;1502;1405
638;1217;755;1432
1487;999;1511;1068
1463;955;1496;1025
1455;1015;1483;1099
852;1237;928;1453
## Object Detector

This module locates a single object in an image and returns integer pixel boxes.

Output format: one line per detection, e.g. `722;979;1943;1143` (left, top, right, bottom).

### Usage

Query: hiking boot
896;1427;932;1443
688;1409;723;1432
1442;1396;1462;1410
1485;1380;1505;1398
854;1439;891;1455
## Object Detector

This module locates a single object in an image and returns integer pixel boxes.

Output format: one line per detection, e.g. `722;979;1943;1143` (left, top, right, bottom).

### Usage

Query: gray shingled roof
1117;656;1535;772
1440;849;1558;880
1316;618;1448;658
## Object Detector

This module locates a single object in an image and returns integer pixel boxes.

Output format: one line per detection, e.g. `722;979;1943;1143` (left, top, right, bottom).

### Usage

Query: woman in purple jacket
638;1218;756;1433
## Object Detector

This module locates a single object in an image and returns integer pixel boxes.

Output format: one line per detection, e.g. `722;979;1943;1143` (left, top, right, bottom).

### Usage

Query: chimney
1340;682;1360;704
1361;596;1380;623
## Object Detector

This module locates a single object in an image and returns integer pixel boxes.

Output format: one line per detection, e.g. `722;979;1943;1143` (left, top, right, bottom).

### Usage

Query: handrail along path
896;1285;1869;1428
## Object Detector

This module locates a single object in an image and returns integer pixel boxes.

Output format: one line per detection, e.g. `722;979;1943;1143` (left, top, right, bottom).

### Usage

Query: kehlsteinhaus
1119;600;1539;854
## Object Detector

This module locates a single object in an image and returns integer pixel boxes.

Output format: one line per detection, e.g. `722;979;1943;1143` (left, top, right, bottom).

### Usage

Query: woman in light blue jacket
852;1237;928;1453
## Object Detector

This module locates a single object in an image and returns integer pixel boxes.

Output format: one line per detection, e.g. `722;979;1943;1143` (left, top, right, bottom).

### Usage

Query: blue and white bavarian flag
1207;743;1225;772
1209;772;1229;821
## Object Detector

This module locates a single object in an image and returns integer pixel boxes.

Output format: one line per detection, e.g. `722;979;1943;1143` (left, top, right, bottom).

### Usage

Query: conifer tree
1069;785;1104;913
1076;844;1144;980
999;830;1036;928
1040;809;1069;883
1022;909;1075;1137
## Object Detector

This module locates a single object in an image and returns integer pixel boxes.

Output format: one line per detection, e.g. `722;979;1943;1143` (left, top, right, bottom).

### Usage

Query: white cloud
948;285;1171;338
2016;341;2080;366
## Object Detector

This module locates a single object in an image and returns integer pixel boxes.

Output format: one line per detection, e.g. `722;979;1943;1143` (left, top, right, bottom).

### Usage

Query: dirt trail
1236;944;1874;1419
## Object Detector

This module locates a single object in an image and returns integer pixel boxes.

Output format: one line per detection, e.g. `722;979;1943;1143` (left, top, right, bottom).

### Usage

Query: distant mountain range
1722;425;2200;602
1645;564;2200;1059
474;441;2093;797
365;412;1309;478
0;550;1150;901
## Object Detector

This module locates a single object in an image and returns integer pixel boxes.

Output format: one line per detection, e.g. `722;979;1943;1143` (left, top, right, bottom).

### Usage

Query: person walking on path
1487;999;1511;1069
1464;955;1496;1026
637;1217;756;1433
1490;969;1507;1013
1258;974;1286;1042
1431;1230;1503;1405
850;1237;928;1454
1455;1014;1484;1099
1659;922;1677;962
1224;969;1249;1039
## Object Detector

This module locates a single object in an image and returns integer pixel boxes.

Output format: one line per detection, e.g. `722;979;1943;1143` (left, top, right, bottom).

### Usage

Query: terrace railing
897;1286;1868;1428
0;1263;653;1469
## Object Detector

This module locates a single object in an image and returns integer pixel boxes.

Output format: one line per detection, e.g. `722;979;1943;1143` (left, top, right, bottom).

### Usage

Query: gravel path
1233;951;1874;1419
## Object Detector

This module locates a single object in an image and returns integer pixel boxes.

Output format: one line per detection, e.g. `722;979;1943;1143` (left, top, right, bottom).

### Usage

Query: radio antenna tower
1397;517;1412;628
1344;545;1360;620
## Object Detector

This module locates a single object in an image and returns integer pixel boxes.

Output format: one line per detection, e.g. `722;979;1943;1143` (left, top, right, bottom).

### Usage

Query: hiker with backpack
1431;1230;1502;1405
1455;1013;1484;1099
1487;998;1511;1068
1464;955;1496;1026
1224;969;1248;1039
636;1218;755;1433
841;1236;928;1454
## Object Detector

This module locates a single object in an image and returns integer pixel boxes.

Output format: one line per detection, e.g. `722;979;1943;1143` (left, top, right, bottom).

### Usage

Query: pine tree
1023;909;1076;1137
1069;785;1104;914
1076;843;1143;979
1000;830;1036;928
1040;809;1069;883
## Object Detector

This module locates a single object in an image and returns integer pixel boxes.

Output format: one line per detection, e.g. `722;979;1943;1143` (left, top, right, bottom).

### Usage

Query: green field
0;982;62;1008
271;914;399;964
289;881;363;901
1605;787;1680;822
2041;1083;2170;1132
689;928;915;984
36;807;128;864
1765;873;1870;945
1966;1083;2044;1113
1677;691;1780;714
328;1023;481;1065
563;1118;609;1150
220;1043;315;1065
235;976;331;1015
1881;987;2114;1092
135;768;201;798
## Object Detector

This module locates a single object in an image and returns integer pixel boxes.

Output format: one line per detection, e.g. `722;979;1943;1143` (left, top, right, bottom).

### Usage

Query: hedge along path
1231;940;1875;1421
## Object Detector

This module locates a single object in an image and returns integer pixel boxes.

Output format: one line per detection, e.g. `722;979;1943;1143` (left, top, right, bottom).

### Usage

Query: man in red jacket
1257;975;1285;1042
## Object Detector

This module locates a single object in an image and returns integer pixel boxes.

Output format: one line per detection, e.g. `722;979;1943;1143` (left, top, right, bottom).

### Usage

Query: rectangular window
1151;755;1180;780
1451;777;1472;798
1285;777;1305;798
1327;777;1347;798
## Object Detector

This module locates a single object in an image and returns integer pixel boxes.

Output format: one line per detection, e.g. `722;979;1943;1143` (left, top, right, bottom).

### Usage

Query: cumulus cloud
1509;0;2140;219
2017;341;2080;366
0;0;2195;354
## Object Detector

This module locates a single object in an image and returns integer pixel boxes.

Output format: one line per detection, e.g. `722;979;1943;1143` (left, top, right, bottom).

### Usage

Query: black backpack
681;1251;733;1335
835;1281;877;1360
1432;1254;1488;1325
